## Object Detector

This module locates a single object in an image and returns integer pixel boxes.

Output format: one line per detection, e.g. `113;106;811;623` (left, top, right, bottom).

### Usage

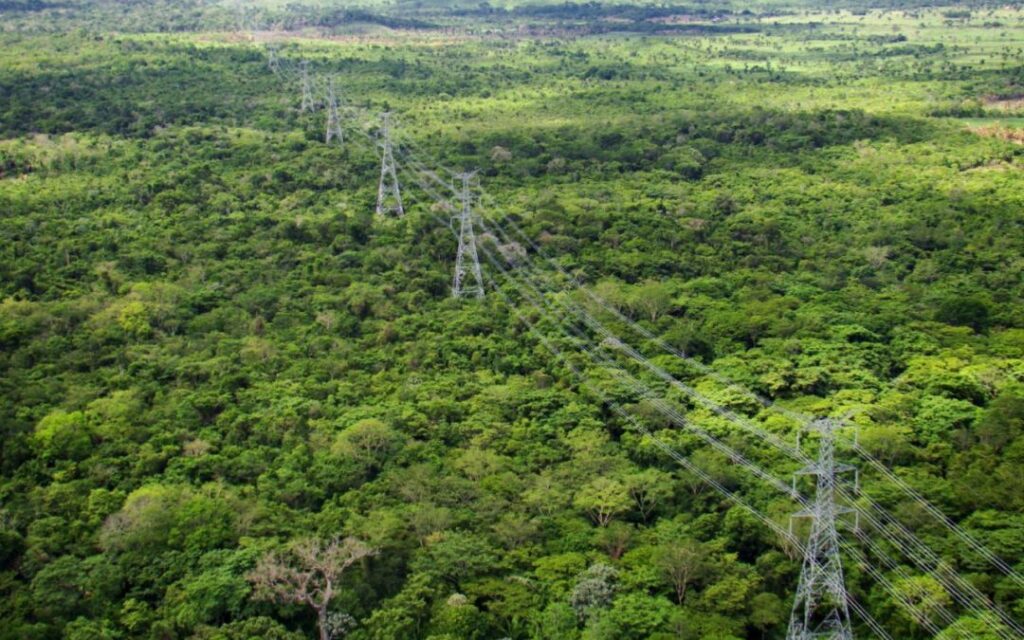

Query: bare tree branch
247;536;377;640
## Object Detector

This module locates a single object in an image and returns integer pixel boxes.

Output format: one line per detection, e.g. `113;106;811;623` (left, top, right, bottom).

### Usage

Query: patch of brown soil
983;94;1024;111
969;124;1024;144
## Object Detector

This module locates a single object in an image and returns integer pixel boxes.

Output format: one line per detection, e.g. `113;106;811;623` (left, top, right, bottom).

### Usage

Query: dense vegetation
1;2;1024;639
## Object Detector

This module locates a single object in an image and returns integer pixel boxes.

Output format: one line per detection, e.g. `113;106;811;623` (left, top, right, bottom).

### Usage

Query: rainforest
1;0;1024;639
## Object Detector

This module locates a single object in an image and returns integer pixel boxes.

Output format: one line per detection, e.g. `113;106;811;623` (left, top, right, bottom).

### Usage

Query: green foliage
574;477;631;527
425;594;489;640
936;616;1014;640
168;551;253;629
100;484;240;556
190;616;306;640
2;4;1024;639
332;418;404;472
936;297;992;332
891;575;956;630
33;410;91;461
413;532;499;588
570;563;619;624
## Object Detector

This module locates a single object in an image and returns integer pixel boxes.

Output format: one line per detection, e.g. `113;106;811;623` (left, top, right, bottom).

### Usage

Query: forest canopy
1;1;1024;639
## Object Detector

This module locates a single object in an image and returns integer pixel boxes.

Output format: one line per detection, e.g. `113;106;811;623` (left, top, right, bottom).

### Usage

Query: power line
248;45;1024;638
407;157;1024;638
392;144;967;640
445;179;1024;637
471;195;1024;593
452;197;895;640
476;190;1024;638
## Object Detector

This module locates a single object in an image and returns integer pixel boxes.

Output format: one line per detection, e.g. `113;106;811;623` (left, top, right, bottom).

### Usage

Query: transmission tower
787;418;856;640
325;78;343;145
267;45;280;75
299;60;315;112
451;171;485;299
375;112;404;217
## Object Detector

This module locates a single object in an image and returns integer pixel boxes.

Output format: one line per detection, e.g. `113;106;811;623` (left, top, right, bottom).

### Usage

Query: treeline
0;0;69;11
266;7;437;31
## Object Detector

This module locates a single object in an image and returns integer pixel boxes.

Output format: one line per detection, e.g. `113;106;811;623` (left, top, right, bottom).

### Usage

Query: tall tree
654;539;708;605
247;537;377;640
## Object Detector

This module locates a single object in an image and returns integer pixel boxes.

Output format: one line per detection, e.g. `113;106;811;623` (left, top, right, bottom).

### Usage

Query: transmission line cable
247;45;1023;636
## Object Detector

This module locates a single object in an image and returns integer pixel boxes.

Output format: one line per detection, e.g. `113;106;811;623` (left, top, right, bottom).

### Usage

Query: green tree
414;532;498;589
624;469;674;523
891;576;954;630
936;616;1012;640
654;539;708;605
332;419;403;472
748;592;786;638
574;478;631;527
935;297;990;332
33;410;91;461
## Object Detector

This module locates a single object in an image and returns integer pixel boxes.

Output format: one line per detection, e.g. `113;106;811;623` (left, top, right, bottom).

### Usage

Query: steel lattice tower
299;60;315;112
451;171;485;299
267;45;280;75
787;418;855;640
325;78;343;145
375;112;404;217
